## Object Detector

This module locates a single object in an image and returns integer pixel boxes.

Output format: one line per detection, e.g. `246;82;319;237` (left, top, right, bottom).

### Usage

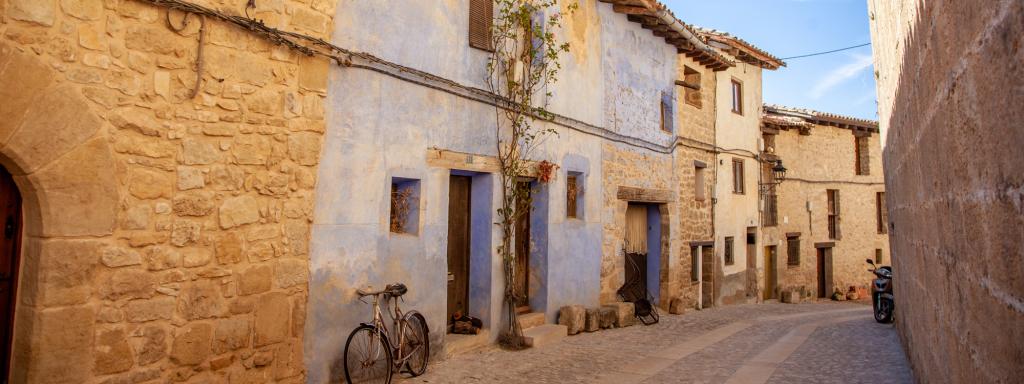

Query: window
390;178;421;235
468;0;493;51
732;159;745;194
695;162;706;201
875;248;884;264
730;79;743;114
690;246;700;283
762;133;775;154
854;136;870;175
787;236;800;266
724;237;735;265
682;66;702;108
763;193;778;227
876;192;888;234
827;189;841;240
566;173;583;219
660;91;673;133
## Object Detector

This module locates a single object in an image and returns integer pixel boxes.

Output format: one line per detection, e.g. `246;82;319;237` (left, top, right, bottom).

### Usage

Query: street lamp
771;159;787;182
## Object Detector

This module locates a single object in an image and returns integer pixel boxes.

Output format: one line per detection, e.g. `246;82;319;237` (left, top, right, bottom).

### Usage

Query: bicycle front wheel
343;325;393;384
402;312;430;377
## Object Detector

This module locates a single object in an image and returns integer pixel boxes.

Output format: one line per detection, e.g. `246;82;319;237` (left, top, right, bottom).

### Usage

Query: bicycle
343;283;430;384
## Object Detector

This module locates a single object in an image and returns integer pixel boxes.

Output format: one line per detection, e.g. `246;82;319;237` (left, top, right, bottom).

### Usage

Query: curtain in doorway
625;205;648;254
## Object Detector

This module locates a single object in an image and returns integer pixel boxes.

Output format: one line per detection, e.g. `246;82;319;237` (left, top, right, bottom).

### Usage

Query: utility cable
780;42;871;60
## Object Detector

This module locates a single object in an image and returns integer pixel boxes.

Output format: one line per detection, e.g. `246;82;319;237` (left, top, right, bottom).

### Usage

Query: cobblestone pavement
399;301;913;383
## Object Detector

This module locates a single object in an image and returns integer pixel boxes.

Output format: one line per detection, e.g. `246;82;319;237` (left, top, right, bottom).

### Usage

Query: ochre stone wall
672;55;717;308
766;124;886;299
0;0;334;382
869;0;1024;382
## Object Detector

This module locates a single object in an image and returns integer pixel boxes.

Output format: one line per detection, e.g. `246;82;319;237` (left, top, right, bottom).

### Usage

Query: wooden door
746;232;757;298
701;247;715;308
0;167;21;378
446;176;471;321
513;181;531;310
763;246;777;300
817;248;833;298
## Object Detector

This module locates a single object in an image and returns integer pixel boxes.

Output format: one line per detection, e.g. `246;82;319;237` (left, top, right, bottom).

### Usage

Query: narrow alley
404;302;912;383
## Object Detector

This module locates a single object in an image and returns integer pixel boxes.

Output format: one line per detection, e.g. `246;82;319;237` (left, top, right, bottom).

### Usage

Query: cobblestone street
403;302;912;383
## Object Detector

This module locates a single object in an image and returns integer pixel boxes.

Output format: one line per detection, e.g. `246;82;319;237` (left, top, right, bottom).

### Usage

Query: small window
731;79;743;114
468;0;493;51
695;163;706;201
724;237;735;265
855;136;870;175
875;248;884;264
876;192;888;234
690;246;700;283
390;178;420;235
566;172;584;219
682;66;702;108
827;189;841;240
732;159;745;194
787;236;800;266
762;133;776;154
660;91;673;133
763;193;778;227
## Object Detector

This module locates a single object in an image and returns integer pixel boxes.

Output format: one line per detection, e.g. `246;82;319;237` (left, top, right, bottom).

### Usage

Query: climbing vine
486;0;576;348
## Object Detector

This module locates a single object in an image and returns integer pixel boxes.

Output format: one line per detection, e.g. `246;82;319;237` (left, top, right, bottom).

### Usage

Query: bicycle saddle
385;283;408;297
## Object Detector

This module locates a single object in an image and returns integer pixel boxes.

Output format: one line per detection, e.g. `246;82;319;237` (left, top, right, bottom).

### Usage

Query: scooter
866;259;894;323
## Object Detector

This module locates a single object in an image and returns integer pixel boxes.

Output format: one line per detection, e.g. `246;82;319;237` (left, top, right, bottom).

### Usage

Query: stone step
517;312;546;330
522;324;567;348
442;329;491;360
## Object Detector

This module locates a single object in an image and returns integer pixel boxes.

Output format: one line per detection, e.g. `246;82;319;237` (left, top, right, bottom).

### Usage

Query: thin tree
485;0;575;348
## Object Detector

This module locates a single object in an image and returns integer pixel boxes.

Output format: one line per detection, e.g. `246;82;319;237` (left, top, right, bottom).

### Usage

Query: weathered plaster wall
0;0;335;382
308;1;607;382
767;124;886;298
868;0;1024;382
712;61;762;305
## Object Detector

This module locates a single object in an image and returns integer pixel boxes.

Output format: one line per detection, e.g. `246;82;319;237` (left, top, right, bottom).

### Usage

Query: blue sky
663;0;878;120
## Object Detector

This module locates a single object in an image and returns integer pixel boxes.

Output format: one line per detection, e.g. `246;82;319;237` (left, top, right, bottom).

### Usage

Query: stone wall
766;123;886;299
0;0;334;382
868;0;1024;382
672;55;717;309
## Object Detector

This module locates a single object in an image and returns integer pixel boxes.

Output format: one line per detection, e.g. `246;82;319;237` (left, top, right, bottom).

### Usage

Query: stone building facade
697;30;784;306
868;0;1024;382
761;106;887;301
0;0;337;383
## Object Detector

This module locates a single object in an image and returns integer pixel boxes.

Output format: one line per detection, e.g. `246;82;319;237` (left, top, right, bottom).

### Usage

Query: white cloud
810;54;873;99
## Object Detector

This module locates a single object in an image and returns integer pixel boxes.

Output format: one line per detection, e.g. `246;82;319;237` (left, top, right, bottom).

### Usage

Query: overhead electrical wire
780;42;872;60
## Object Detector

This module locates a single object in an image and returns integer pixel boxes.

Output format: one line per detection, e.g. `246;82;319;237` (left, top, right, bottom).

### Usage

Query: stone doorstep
442;329;491;360
522;324;568;348
517;312;546;331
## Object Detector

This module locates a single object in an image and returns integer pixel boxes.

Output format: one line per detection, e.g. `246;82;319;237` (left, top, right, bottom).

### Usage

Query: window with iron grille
566;173;581;219
724;237;734;265
763;193;778;227
660;91;674;133
876;192;888;234
855;136;870;175
695;164;706;201
875;248;884;263
468;0;493;51
827;189;841;240
787;236;800;266
732;159;745;194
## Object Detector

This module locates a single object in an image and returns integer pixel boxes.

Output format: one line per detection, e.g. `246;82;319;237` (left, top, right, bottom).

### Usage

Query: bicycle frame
364;293;420;368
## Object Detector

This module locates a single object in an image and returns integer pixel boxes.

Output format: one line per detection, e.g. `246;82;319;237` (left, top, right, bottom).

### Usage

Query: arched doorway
0;167;20;381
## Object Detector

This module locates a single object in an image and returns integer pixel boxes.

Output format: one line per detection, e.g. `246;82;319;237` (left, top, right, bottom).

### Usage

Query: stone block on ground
669;297;687;314
557;305;586;335
782;290;801;304
603;302;635;328
598;307;616;329
584;308;599;332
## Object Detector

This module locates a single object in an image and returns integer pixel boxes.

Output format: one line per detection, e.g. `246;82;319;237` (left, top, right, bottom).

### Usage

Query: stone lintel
814;241;836;249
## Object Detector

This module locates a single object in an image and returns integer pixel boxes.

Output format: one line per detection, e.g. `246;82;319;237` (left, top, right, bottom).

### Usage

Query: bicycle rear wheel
343;325;393;384
402;312;430;376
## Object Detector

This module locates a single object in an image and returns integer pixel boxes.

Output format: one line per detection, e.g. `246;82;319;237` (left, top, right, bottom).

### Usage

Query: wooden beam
612;4;649;15
617;186;673;203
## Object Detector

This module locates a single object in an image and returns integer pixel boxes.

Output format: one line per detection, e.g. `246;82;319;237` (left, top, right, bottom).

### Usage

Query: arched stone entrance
0;41;119;382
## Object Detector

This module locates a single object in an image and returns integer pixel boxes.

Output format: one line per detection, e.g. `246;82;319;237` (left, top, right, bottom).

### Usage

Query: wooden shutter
834;190;842;240
566;175;577;218
468;0;493;51
877;192;888;234
661;92;674;132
